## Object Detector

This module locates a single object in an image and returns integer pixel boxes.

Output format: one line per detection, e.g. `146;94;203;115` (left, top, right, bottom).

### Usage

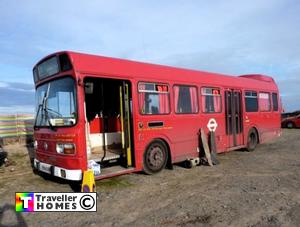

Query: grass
96;176;133;189
6;152;31;169
9;152;28;160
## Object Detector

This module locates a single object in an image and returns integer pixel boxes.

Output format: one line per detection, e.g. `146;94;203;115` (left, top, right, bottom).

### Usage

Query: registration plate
39;163;51;173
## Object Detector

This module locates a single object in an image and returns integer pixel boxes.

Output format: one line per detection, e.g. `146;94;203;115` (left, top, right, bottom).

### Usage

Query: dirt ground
0;129;299;227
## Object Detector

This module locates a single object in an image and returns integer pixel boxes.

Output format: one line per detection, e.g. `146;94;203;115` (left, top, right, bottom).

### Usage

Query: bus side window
201;87;222;113
259;92;271;112
138;82;170;115
174;85;198;114
272;93;278;111
245;91;258;112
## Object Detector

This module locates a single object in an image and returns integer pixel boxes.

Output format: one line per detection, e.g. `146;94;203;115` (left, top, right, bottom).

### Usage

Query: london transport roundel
207;118;218;132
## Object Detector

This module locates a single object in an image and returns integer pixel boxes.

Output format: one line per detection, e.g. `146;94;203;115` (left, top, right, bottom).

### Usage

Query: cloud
6;82;34;92
0;81;34;113
0;82;9;88
0;0;299;112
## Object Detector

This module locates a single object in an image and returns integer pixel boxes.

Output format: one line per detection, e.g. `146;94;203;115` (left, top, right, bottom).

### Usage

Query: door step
94;166;135;180
88;149;123;162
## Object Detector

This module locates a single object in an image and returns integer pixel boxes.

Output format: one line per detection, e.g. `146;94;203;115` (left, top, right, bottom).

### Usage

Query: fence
0;114;34;144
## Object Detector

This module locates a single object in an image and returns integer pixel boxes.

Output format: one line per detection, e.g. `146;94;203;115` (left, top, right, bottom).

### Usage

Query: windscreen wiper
34;83;56;130
42;84;57;131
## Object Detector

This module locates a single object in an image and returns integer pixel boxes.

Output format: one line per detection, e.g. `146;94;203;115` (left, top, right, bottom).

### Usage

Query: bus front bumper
34;159;82;181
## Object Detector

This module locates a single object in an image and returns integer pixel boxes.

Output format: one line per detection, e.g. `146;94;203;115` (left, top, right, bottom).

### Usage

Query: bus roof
37;51;279;91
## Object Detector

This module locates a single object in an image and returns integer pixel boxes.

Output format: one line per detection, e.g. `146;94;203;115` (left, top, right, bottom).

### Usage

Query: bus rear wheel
143;140;168;175
247;129;258;152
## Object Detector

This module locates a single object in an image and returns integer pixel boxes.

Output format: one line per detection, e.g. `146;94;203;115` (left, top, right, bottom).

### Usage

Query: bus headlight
56;143;76;155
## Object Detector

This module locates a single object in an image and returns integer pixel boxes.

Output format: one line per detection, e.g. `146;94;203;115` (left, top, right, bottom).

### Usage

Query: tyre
286;122;295;129
247;128;258;152
143;140;168;175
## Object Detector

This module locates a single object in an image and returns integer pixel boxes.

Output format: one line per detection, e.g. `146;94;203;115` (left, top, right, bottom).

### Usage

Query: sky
0;0;299;113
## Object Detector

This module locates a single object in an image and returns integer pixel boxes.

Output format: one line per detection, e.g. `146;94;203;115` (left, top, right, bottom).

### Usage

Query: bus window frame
34;54;73;82
137;81;171;116
173;84;199;115
200;86;222;114
37;55;60;80
258;91;272;112
271;92;279;112
34;75;78;129
244;90;259;113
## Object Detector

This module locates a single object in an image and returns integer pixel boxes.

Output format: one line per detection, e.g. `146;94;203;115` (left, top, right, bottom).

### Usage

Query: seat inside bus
84;78;125;163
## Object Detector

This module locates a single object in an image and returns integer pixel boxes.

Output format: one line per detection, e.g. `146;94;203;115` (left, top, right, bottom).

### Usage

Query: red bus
32;51;281;181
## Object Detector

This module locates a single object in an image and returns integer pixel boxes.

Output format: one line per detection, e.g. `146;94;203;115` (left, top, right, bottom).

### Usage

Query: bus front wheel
247;128;258;152
143;140;168;175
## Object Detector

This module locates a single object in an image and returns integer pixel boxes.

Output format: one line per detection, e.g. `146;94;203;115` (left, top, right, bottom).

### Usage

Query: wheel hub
148;146;163;168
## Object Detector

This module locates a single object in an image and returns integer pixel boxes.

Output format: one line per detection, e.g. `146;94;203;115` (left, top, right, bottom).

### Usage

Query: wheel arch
246;126;259;152
246;125;260;144
156;137;172;169
251;127;260;144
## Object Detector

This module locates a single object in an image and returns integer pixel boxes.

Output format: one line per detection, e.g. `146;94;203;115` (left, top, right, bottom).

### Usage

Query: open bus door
119;82;133;167
225;89;244;148
85;78;134;178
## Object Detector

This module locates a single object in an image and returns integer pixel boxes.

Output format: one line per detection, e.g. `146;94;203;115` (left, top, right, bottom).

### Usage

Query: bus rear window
245;91;258;112
138;82;170;115
201;88;222;113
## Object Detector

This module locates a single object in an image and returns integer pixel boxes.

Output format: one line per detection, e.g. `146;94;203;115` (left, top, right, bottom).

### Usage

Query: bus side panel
243;92;281;144
132;83;229;167
259;111;281;143
199;113;228;153
134;115;174;169
168;115;201;162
